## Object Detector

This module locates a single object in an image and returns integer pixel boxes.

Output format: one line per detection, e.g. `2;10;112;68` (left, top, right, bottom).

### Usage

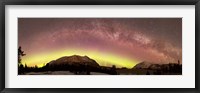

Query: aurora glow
18;18;182;68
22;48;138;68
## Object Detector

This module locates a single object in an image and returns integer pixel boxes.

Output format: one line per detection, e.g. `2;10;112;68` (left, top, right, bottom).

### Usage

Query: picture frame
0;0;199;93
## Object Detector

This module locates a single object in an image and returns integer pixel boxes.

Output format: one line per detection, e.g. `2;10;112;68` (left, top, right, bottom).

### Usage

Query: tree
18;46;26;64
112;65;116;70
18;46;26;74
35;65;38;68
178;60;180;65
111;65;117;75
25;63;27;68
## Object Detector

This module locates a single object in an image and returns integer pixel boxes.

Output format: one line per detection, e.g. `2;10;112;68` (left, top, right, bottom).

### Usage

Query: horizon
21;53;181;68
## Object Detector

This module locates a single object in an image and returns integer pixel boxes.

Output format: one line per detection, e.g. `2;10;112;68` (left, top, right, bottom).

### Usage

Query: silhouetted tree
35;65;38;69
18;46;26;64
18;63;24;74
25;63;27;68
18;46;26;74
112;65;116;69
111;65;117;75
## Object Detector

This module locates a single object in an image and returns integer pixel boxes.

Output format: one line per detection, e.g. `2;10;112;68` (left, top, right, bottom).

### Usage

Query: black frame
0;0;200;93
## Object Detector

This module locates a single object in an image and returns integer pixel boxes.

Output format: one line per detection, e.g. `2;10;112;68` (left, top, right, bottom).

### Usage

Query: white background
5;5;195;88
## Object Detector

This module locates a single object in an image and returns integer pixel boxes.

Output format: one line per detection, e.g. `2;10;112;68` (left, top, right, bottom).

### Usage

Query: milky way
18;18;182;68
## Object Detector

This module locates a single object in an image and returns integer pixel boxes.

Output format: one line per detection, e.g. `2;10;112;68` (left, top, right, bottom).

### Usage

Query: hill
47;55;100;67
133;61;162;70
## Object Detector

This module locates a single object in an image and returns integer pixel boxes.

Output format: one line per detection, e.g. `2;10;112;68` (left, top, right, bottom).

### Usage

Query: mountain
133;61;153;69
47;55;100;67
133;61;161;70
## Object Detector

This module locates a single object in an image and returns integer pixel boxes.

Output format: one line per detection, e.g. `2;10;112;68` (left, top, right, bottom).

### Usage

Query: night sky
18;18;182;68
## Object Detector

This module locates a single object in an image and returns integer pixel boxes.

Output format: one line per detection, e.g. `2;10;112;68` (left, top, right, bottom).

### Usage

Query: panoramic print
18;18;182;75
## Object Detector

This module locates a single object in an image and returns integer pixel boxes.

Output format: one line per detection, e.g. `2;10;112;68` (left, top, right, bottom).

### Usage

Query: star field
18;18;182;67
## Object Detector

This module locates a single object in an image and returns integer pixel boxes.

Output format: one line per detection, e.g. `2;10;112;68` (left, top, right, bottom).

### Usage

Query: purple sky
18;18;182;66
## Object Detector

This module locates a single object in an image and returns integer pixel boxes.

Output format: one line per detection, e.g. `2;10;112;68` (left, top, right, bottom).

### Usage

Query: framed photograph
0;0;199;93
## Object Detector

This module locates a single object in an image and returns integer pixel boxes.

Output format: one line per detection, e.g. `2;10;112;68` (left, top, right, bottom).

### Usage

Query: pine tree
18;46;26;64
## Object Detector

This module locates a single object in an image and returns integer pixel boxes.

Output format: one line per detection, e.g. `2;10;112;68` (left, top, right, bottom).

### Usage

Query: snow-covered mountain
133;61;161;70
47;55;100;67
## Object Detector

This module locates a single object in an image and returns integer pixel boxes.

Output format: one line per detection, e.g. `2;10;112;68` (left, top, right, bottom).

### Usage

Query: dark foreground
19;63;182;75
